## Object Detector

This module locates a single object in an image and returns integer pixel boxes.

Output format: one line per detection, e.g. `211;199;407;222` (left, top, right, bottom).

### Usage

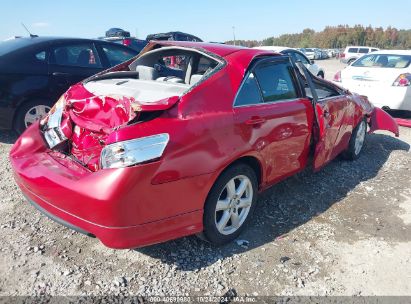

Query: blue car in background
0;36;138;133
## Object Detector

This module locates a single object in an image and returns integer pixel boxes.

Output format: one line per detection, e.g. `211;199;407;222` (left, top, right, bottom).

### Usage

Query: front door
295;62;353;171
233;57;314;186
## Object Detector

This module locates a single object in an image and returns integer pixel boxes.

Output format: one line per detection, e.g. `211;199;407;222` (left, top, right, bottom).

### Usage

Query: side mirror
310;60;315;64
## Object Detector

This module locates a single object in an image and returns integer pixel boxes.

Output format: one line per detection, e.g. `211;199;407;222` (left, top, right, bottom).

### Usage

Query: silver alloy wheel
354;121;366;155
215;175;253;235
24;105;51;127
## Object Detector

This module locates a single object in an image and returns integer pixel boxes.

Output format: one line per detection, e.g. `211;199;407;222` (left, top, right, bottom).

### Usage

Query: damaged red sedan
10;41;399;249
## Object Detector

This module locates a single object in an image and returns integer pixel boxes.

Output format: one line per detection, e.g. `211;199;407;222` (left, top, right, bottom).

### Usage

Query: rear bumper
10;124;212;249
346;85;411;111
24;193;95;237
19;181;203;248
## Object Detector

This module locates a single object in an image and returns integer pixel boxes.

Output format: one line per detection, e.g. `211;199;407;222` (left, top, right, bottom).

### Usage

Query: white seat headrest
136;65;158;80
190;74;203;86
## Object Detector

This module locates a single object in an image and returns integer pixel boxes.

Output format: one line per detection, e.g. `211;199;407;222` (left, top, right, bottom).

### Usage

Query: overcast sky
1;0;409;42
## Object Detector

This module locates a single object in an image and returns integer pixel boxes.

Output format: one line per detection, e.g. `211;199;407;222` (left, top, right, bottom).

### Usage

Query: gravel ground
0;60;410;296
317;57;345;81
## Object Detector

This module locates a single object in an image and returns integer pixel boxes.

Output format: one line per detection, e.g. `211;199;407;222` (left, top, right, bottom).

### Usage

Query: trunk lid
66;82;180;133
341;66;401;94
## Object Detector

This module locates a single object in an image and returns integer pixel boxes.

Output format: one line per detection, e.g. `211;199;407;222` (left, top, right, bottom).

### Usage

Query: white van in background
340;46;380;65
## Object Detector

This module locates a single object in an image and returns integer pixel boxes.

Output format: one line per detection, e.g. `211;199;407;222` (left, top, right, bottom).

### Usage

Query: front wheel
342;119;367;160
201;164;258;245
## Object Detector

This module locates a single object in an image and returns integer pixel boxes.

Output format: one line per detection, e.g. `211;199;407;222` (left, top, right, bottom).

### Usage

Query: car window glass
352;54;411;68
294;63;340;100
288;51;295;60
51;44;102;68
20;50;48;65
160;55;189;71
196;57;218;75
294;52;310;65
102;44;136;66
359;48;369;54
254;61;297;102
348;48;358;53
35;51;46;61
235;72;262;106
306;82;340;100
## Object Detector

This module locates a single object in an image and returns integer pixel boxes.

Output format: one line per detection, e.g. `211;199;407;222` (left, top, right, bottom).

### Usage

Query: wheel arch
231;156;262;188
214;154;264;193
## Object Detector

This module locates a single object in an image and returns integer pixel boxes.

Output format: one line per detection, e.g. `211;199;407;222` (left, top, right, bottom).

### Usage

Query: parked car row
298;48;340;60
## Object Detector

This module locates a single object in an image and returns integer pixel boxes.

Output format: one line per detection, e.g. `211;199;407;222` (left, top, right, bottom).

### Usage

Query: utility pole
232;26;236;46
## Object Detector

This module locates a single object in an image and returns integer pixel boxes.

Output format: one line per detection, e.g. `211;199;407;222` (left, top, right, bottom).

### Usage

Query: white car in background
340;46;379;65
254;46;325;78
299;48;316;60
334;50;411;111
327;49;336;58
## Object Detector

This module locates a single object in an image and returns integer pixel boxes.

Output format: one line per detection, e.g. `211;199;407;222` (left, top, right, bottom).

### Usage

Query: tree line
225;25;411;49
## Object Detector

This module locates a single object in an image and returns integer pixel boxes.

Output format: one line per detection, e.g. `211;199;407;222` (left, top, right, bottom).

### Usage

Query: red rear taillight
122;39;131;46
340;53;345;58
393;73;411;87
333;71;342;82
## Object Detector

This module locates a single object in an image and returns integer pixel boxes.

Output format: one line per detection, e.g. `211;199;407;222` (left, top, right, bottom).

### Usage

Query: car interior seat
77;50;91;66
376;55;388;67
189;74;203;86
136;65;159;80
395;59;409;68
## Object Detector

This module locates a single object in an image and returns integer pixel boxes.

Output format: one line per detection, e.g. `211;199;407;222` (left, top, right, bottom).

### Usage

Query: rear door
233;57;314;185
296;62;353;170
48;42;104;98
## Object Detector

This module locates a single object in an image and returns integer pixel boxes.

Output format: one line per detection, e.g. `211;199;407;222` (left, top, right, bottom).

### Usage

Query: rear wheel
342;119;367;160
201;164;258;245
14;101;51;134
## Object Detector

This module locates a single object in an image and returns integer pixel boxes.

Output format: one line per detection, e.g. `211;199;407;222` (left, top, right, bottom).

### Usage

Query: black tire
201;163;258;245
317;71;325;79
341;118;367;160
14;100;52;134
